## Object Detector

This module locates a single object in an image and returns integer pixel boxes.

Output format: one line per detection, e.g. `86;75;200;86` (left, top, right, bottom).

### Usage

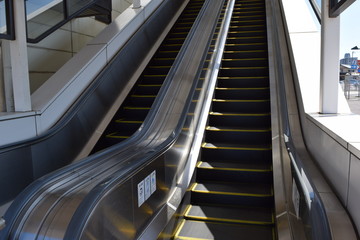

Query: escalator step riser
223;50;267;58
202;147;272;163
191;192;274;208
144;67;171;75
224;44;267;51
231;16;266;22
212;101;270;113
227;31;265;38
120;108;150;119
159;45;183;51
197;168;273;183
205;130;271;145
221;59;268;68
138;76;166;85
229;25;266;32
226;36;267;44
154;51;180;58
161;38;186;45
175;220;274;240
208;114;271;128
107;122;142;133
214;89;270;100
129;97;155;107
151;58;176;66
219;68;269;77
134;86;162;95
217;77;269;88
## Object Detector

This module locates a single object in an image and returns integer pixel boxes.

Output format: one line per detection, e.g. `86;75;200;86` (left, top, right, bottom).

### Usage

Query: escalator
92;0;207;152
173;0;275;238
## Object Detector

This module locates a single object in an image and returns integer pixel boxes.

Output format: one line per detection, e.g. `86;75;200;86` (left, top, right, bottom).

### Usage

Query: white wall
27;0;132;93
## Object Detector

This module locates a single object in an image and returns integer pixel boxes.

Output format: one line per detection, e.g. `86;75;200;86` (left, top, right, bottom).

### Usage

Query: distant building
340;53;358;65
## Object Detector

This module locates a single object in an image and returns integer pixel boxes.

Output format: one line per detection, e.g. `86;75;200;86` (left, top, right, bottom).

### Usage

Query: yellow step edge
106;133;130;139
217;76;268;79
143;74;166;77
231;14;265;18
221;58;268;61
192;188;273;197
223;50;266;54
225;43;266;46
220;67;268;70
212;99;269;102
115;120;143;123
232;8;264;11
205;126;271;132
123;107;151;110
153;57;176;61
131;95;156;98
209;112;270;116
215;87;269;90
201;142;271;151
137;84;162;87
163;43;183;46
227;30;265;34
158;50;179;53
230;20;264;23
148;66;171;69
232;11;265;15
185;213;274;225
166;37;186;40
235;3;264;6
197;161;272;172
176;235;211;240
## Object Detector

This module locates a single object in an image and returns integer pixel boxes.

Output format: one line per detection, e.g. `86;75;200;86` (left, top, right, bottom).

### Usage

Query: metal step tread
212;98;270;102
184;204;274;225
202;142;271;151
209;111;270;116
174;219;274;240
205;125;270;132
197;161;272;172
192;182;273;197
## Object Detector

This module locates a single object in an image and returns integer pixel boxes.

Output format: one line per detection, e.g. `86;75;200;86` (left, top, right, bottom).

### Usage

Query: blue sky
340;0;360;59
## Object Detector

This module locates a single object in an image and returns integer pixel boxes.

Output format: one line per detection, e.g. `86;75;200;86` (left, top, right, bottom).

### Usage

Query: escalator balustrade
92;0;206;152
174;0;275;239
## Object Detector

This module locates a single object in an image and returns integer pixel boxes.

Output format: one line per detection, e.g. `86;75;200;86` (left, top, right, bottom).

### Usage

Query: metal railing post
319;0;340;113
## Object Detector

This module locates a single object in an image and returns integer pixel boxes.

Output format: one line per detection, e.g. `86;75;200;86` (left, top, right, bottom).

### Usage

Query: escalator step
208;111;271;128
223;49;267;58
197;161;272;183
198;160;271;172
221;58;268;67
129;95;156;107
201;142;272;163
184;204;274;225
214;87;270;99
212;99;270;113
174;220;274;240
191;182;273;207
224;42;267;51
219;66;268;77
227;30;266;38
216;76;269;88
205;126;271;144
225;36;267;44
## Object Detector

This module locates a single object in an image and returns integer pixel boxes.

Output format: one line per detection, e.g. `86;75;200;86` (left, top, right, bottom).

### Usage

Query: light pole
351;45;359;59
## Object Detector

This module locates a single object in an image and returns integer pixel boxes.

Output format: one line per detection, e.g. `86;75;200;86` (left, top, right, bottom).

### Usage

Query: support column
320;0;340;113
2;0;31;112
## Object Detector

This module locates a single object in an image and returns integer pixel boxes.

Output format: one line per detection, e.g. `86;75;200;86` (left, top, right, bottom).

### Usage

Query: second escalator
92;0;207;152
